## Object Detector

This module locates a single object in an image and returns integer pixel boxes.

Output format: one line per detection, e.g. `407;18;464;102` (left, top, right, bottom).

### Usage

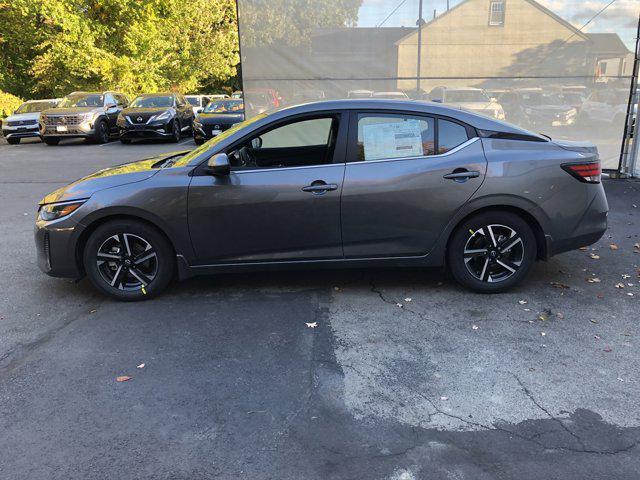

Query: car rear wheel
6;137;20;145
43;137;60;145
447;211;536;293
93;119;110;144
83;220;174;301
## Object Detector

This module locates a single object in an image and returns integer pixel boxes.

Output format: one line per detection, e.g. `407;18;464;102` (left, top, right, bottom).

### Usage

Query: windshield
130;95;174;108
203;100;244;114
58;93;104;108
445;90;490;103
15;101;57;113
186;97;200;106
174;114;267;167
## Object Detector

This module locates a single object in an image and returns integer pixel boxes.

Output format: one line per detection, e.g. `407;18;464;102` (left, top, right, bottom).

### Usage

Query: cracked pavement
0;137;639;479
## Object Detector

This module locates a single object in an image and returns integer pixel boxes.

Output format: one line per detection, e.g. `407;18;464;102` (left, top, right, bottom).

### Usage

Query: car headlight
39;201;85;221
82;112;98;123
153;110;172;122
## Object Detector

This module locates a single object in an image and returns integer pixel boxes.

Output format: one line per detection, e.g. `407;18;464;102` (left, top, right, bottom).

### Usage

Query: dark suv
117;93;194;143
39;91;128;145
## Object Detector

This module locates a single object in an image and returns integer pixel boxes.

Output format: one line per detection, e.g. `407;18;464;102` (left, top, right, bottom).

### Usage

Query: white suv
2;99;59;144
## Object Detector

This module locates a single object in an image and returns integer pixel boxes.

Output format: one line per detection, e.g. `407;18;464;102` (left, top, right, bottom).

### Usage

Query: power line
376;0;409;28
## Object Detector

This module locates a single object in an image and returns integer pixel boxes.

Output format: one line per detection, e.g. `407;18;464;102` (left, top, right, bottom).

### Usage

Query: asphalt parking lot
0;135;639;479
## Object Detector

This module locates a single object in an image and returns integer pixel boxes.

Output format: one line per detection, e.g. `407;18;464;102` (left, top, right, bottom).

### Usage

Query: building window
489;0;505;26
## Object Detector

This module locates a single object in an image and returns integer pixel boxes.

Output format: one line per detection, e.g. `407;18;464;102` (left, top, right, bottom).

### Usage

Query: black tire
93;119;110;144
6;137;20;145
43;137;60;145
170;119;180;143
120;138;132;144
447;211;536;293
83;219;175;301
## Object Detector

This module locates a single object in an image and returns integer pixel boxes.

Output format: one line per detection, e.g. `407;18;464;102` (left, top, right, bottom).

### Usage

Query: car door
340;110;487;258
187;112;347;264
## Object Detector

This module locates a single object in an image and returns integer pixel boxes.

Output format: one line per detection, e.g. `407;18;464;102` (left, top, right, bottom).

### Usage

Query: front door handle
302;182;338;194
443;170;480;181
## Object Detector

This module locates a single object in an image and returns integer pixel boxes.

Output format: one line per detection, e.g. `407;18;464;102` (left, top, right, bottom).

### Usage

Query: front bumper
119;120;173;139
193;124;231;141
34;216;83;278
2;125;40;139
40;122;96;138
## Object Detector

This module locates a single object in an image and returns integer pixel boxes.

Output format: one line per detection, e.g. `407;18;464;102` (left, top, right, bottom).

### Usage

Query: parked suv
1;99;59;144
117;92;194;143
427;87;505;120
39;91;128;145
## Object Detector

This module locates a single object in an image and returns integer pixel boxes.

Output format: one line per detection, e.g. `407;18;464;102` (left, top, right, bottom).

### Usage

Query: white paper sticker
362;119;423;160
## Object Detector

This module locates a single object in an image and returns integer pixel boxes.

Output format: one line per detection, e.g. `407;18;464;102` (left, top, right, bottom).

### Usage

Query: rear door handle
302;182;338;193
443;170;480;180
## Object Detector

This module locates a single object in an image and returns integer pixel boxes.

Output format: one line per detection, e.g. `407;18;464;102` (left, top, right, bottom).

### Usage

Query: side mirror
207;153;230;176
105;103;117;109
196;108;203;114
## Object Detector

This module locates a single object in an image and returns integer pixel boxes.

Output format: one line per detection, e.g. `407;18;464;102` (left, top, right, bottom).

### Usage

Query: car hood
38;150;189;205
42;107;99;116
121;107;173;116
196;113;244;124
4;112;41;122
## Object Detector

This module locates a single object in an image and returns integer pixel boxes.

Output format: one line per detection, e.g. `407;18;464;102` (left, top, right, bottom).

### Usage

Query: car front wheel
170;119;180;143
447;211;536;293
93;119;110;144
83;220;174;301
7;137;21;145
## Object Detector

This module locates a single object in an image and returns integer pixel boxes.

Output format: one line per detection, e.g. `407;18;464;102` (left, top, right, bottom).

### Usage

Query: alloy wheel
99;121;109;143
96;233;158;291
463;224;524;283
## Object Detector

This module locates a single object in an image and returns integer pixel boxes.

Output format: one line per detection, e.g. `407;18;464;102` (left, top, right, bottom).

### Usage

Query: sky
357;0;639;49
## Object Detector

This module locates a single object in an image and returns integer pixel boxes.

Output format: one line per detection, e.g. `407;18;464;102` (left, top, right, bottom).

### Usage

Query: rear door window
357;113;435;161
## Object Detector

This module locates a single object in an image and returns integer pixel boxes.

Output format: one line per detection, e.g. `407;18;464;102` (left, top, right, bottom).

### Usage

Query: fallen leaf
594;335;601;339
404;297;412;302
609;244;619;250
590;253;600;260
89;309;97;314
524;308;531;312
587;277;601;283
550;282;570;289
603;346;613;353
579;246;588;251
440;396;449;401
116;376;132;382
518;300;528;305
472;324;479;330
396;303;403;308
590;319;598;324
333;286;341;292
627;292;634;297
615;283;625;289
305;322;318;328
622;274;631;279
540;332;546;336
137;363;145;369
556;312;565;319
538;311;549;321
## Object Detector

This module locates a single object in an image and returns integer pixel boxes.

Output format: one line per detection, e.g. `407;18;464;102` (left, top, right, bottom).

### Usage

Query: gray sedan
34;99;608;300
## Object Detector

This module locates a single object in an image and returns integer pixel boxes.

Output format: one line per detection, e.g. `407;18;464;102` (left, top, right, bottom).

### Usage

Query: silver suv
39;91;129;145
1;99;59;144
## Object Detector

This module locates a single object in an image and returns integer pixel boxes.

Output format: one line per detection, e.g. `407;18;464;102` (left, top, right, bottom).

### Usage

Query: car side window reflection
438;119;469;154
357;114;435;161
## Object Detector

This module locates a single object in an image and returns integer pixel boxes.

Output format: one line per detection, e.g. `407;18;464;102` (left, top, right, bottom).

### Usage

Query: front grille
42;115;83;126
7;119;38;126
204;123;232;136
127;113;156;124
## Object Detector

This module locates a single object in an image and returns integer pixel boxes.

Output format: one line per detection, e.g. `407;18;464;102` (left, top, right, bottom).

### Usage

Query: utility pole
417;0;424;93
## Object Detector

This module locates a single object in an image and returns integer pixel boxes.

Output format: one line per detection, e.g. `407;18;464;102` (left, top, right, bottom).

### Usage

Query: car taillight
561;161;601;184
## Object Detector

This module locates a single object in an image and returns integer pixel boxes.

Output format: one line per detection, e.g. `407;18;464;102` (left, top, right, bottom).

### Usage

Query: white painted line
99;141;121;147
178;139;193;145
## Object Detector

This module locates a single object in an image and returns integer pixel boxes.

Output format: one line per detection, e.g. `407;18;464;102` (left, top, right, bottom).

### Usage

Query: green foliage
0;0;240;98
0;90;23;118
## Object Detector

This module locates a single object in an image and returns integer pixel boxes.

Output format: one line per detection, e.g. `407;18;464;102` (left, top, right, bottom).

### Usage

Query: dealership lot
1;137;639;479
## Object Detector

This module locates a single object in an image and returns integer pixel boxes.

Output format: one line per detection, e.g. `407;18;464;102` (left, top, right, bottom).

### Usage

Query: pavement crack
513;374;586;450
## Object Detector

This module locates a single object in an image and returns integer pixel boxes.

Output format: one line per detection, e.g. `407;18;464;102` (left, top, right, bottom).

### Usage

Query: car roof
263;99;543;137
136;92;175;97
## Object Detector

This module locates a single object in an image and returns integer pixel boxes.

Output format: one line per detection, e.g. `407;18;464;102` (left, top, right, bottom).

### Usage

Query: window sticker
362;119;424;160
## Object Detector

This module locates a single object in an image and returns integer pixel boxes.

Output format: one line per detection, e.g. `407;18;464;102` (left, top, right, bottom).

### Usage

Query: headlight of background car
39;201;85;221
152;110;172;122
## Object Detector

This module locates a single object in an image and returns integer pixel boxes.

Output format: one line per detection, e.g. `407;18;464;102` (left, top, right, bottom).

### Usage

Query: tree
0;0;240;98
